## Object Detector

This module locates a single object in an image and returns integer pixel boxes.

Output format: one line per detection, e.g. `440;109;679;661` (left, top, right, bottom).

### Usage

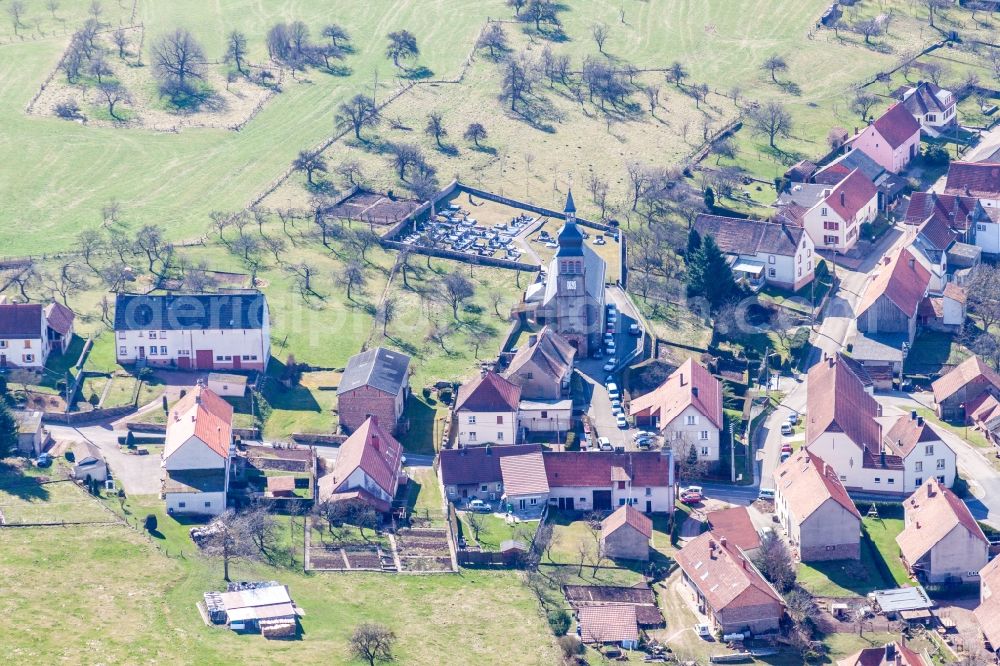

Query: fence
380;239;540;273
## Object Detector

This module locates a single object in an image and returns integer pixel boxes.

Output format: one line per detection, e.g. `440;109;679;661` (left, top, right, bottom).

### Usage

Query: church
522;191;607;357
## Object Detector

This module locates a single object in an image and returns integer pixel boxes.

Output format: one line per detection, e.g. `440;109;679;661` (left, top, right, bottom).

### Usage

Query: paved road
47;422;163;495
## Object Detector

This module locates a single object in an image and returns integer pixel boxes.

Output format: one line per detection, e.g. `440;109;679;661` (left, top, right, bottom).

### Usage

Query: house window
216;356;224;361
149;332;157;339
178;350;190;356
496;415;503;424
160;346;167;355
645;487;651;496
469;432;477;441
149;347;157;356
579;497;586;503
23;340;30;349
821;207;828;216
540;411;548;419
888;478;895;485
915;477;923;487
468;415;476;424
978;224;987;232
481;484;488;492
768;255;776;264
797;267;802;277
699;431;709;440
117;332;125;339
927;114;936;122
0;341;6;349
496;484;502;491
937;475;945;484
243;355;251;361
524;372;533;379
701;447;709;456
874;477;881;484
178;502;186;508
617;481;626;490
686;415;697;425
119;346;126;355
204;501;211;508
824;235;838;245
530;498;537;505
22;354;34;363
224;356;232;361
823;221;839;230
915;461;923;473
925;445;934;456
936;459;946;470
807;248;811;257
497;432;504;441
840;475;847;482
619;499;626;506
768;268;776;277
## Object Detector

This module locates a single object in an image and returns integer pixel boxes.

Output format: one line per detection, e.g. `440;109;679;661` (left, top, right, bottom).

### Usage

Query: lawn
0;516;560;664
904;331;970;376
406;466;446;526
102;375;138;408
0;459;112;525
459;511;538;551
917;408;991;450
862;515;912;589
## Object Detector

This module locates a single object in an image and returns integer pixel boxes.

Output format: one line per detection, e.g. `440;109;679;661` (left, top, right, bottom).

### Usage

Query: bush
564;431;577;449
920;144;950;167
557;635;584;658
144;513;158;532
438;388;453;405
548;609;571;637
89;392;100;406
55;100;82;120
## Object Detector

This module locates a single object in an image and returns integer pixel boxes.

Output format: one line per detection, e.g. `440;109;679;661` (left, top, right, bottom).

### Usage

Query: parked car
629;323;642;336
757;488;775;501
610;399;622;413
695;624;712;639
780;443;793;454
605;340;616;353
616;414;628;429
606;382;620;400
603;358;617;372
787;411;799;425
780;451;791;463
468;499;491;513
780;420;794;436
680;487;703;504
607;303;617;314
35;453;52;468
598;436;613;452
636;437;652;449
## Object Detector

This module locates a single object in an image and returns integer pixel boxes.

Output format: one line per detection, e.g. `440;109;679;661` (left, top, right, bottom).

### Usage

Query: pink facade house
846;103;921;174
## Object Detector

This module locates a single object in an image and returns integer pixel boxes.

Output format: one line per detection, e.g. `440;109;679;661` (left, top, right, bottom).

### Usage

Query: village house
0;301;75;370
114;292;270;371
71;441;108;483
563;584;663;631
629;359;723;466
502;327;575;400
438;443;544;504
944;161;1000;209
163;386;234;516
522;191;607;357
498;446;549;516
838;642;930;666
774;449;861;561
896;81;957;136
971;394;1000;449
974;556;1000;653
706;507;761;553
932;355;1000;422
896;478;988;584
805;355;956;494
905;191;993;263
777;169;879;253
543;450;675;513
454;371;521;446
575;605;639;649
517;398;573;437
845;102;922;174
692;214;815;291
600;504;653;561
855;247;930;343
207;372;248;398
675;531;785;635
13;409;44;456
813;147;908;212
317;415;404;514
336;346;411;434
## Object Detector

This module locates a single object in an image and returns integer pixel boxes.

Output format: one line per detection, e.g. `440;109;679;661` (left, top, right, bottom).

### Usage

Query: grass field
0;459;112;525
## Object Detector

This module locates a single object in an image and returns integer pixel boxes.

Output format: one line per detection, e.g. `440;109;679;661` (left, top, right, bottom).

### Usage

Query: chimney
916;520;921;529
709;539;716;555
877;404;883;417
884;643;895;662
910;410;917;421
372;435;380;451
880;449;886;467
854;126;859;135
883;255;892;266
908;257;915;270
692;387;699;398
917;416;924;427
679;373;685;386
928;482;934;498
485;444;492;456
840;191;846;208
827;356;834;368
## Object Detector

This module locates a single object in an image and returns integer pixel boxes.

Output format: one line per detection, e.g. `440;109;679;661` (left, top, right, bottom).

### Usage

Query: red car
679;487;703;505
780;443;793;454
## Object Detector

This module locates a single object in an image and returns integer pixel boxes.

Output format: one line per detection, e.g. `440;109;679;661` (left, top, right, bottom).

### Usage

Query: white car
606;382;619;400
780;420;794;436
616;414;628;429
603;358;616;372
695;624;711;639
597;436;613;451
610;399;622;412
605;340;616;353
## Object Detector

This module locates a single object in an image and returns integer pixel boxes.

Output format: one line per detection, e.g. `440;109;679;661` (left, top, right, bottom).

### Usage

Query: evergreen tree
686;234;738;307
0;402;16;458
703;186;715;211
686;228;701;257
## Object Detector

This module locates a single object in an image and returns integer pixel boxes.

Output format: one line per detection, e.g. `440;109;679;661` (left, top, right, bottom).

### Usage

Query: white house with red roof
454;371;522;446
317;415;404;514
675;531;785;635
543;450;675;514
0;300;76;369
846;102;922;174
897;478;988;584
944;161;1000;208
630;359;723;464
805;354;955;495
774;449;861;562
898;81;957;136
163;386;234;516
838;642;930;666
800;169;879;253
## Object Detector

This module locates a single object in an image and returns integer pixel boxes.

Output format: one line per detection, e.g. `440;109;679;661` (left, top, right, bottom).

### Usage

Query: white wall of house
925;525;989;583
115;327;270;369
901;439;956;491
166;491;226;516
802;195;877;254
613;484;673;512
942;296;965;327
456;408;518;446
518;403;572;434
0;335;47;369
339;466;394;503
164;437;227;471
661;405;721;462
782;499;860;559
806;435;904;493
974;219;1000;255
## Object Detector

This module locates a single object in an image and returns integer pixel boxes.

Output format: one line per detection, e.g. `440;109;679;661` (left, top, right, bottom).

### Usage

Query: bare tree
8;2;26;36
925;0;950;28
77;229;106;275
262;235;286;264
666;61;688;87
507;0;527;16
388;142;426;181
337;261;366;301
293;150;328;186
336;159;366;188
426;319;451;352
112;28;129;59
747;101;793;149
335;94;380;140
225;30;249;76
321;24;350;48
46;0;60;20
850;91;880;121
476;22;507;59
587;173;610;219
463;122;488;148
465;511;485;543
712;136;738;164
151;28;208;102
350;623;396;666
288;262;321;299
500;52;536;112
591;23;610;54
134;224;167;273
98;82;131;122
854;18;883;45
199;510;259;581
968;264;1000;332
761;54;788;83
385;30;418;69
425;111;447;148
644;84;660;116
241;503;278;560
441;272;475;318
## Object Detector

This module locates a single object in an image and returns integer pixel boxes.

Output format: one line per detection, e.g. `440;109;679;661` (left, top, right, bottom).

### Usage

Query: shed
13;410;44;456
871;586;934;616
216;582;299;637
71;441;107;483
600;505;653;561
266;476;296;498
207;373;248;397
577;605;639;647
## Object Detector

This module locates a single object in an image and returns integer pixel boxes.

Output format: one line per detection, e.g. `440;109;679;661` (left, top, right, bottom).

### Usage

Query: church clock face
566;280;577;290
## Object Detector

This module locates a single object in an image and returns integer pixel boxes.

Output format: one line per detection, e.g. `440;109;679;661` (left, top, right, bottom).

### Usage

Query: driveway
46;422;163;495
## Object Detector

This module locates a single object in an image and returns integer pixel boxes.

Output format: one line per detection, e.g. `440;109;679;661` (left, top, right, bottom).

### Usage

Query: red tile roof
674;531;784;616
577;605;639;644
543;451;673;488
883;413;945;458
43;302;75;336
944;162;1000;199
837;642;929;666
903;192;979;230
871;102;922;149
165;386;234;459
775;449;861;523
629;359;723;429
499;448;549;497
807;354;882;452
897;478;987;566
319;415;403;500
825;169;878;221
706;507;762;551
602;504;653;539
0;303;43;338
917;215;957;251
976;557;1000;648
856;247;931;319
455;371;521;413
931;355;1000;404
439;444;541;486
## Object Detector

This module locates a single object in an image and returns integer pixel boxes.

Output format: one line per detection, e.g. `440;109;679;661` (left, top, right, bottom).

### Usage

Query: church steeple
556;189;583;258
